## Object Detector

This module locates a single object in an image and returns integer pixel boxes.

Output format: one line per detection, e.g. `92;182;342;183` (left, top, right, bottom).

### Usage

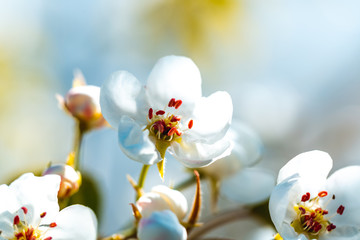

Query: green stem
136;164;150;200
72;121;85;170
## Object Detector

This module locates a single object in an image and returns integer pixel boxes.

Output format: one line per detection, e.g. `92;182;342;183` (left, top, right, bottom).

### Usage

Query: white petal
185;91;233;144
118;116;162;165
277;150;332;185
138;210;187;240
145;55;202;115
0;211;16;238
44;205;97;240
169;137;232;168
100;71;148;128
324;226;360;240
9;173;60;224
325;166;360;227
221;168;275;204
151;185;188;219
269;174;302;239
0;184;19;214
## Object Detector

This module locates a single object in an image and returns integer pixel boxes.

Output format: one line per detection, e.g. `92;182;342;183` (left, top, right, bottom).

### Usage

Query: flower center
291;191;344;239
3;207;57;240
146;98;193;159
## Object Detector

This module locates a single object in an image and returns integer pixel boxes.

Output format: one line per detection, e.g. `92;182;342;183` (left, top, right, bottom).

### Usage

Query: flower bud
138;210;187;240
136;185;188;220
57;71;107;131
42;164;81;199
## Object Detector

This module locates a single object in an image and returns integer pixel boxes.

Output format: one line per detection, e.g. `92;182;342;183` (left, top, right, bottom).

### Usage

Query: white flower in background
200;120;263;179
199;121;274;205
57;70;107;131
136;185;188;220
137;210;187;240
269;150;360;240
100;55;233;170
0;173;97;240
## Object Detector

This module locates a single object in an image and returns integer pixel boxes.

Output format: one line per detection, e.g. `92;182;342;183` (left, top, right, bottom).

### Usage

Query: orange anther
318;191;328;198
168;127;177;136
50;222;57;228
188;119;193;129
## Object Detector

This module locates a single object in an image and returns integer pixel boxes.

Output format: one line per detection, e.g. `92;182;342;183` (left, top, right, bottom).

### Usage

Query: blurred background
1;0;360;238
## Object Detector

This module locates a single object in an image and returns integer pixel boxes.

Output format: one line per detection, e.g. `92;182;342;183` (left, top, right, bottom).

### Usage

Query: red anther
313;222;322;233
168;127;177;136
44;237;53;240
50;222;57;228
175;129;182;136
315;208;322;213
148;108;153;119
318;191;328;198
168;98;176;107
188;119;193;129
337;205;345;215
21;206;28;214
301;192;310;202
26;228;34;239
298;207;306;214
174;100;182;109
170;115;181;122
326;223;336;232
13;215;20;225
40;212;47;218
15;232;23;239
153;121;165;133
156;110;165;115
322;210;328;215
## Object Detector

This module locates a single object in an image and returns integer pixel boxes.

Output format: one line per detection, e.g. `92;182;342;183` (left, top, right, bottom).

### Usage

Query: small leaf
130;203;142;222
157;160;165;181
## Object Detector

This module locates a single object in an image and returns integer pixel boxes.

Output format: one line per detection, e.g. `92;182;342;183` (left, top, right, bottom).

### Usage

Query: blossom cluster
1;55;359;240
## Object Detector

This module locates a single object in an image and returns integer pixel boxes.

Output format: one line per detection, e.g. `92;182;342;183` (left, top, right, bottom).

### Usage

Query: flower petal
137;186;188;220
221;168;275;204
138;210;187;240
277;150;332;185
9;173;60;224
145;55;202;115
326;166;360;227
44;205;97;240
0;184;19;214
269;174;303;239
169;137;232;168
118;116;162;165
151;185;188;219
100;71;148;128
185;91;233;144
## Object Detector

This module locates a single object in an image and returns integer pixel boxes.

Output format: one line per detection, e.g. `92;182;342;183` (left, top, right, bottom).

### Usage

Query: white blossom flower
269;150;360;240
137;210;187;240
0;173;97;240
100;55;233;170
136;185;188;220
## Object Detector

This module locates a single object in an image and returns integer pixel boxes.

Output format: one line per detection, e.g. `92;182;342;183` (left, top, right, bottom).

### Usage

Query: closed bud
57;71;107;131
42;164;82;199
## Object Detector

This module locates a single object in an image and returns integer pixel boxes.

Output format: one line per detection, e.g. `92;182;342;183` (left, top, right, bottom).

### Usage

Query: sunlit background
1;0;360;238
